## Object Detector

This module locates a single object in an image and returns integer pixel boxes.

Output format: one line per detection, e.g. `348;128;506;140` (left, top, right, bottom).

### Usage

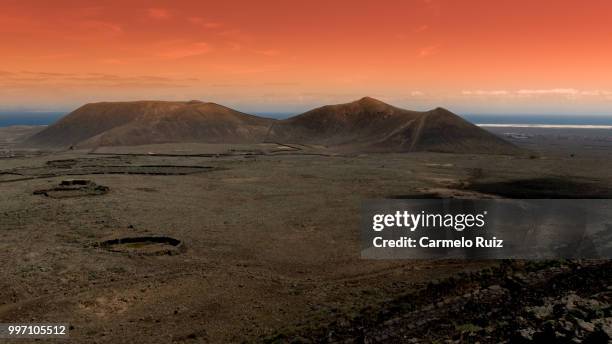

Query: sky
2;0;612;115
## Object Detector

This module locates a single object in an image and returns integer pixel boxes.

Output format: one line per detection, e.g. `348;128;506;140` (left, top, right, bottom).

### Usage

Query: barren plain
1;126;611;343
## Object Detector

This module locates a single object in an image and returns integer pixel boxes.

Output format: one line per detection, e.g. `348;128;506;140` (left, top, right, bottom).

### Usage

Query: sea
465;114;612;129
1;112;612;129
0;112;65;127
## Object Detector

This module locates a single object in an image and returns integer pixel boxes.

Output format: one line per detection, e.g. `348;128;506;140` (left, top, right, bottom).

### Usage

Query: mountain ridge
23;98;521;154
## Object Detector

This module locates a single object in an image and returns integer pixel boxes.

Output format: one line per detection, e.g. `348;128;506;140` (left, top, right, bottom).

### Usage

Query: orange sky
2;0;612;114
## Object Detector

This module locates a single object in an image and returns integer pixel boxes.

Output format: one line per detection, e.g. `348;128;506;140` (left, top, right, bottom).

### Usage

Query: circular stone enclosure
34;179;109;198
98;236;185;256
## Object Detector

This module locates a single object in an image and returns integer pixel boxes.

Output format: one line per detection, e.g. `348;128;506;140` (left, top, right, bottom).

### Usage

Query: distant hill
23;97;521;154
23;101;273;147
265;97;521;154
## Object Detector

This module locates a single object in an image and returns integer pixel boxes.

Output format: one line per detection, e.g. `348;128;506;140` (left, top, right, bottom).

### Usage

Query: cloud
156;42;211;59
216;28;250;41
462;90;510;96
79;20;122;35
264;82;299;86
99;58;124;64
461;88;612;99
210;82;299;88
253;49;280;56
21;71;75;77
146;8;171;20
37;53;74;59
418;45;439;58
215;29;253;52
413;25;429;33
514;88;612;98
188;17;221;29
213;63;284;75
0;71;197;89
578;90;612;96
210;83;248;88
516;88;579;95
411;91;425;96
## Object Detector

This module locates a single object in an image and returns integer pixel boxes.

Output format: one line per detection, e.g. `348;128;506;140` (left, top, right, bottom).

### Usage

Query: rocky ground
266;260;611;343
